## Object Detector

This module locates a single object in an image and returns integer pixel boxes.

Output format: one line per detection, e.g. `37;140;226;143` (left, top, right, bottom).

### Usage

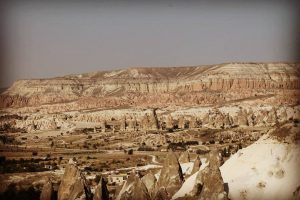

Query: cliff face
1;63;300;110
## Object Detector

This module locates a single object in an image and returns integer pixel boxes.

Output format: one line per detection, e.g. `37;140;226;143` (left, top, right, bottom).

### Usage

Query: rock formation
189;116;199;129
57;160;92;200
93;177;109;200
191;156;202;175
196;151;227;200
127;117;137;131
141;110;159;131
177;116;185;129
40;178;54;200
178;151;190;164
236;108;248;127
154;151;184;200
1;63;300;112
141;172;157;198
119;117;126;131
116;171;150;200
165;115;174;130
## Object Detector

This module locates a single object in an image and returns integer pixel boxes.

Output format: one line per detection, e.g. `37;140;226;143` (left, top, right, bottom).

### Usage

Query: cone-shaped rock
116;171;150;200
191;156;202;175
40;178;54;200
197;151;227;199
93;177;109;200
154;151;184;200
178;151;190;164
58;160;92;200
141;172;157;198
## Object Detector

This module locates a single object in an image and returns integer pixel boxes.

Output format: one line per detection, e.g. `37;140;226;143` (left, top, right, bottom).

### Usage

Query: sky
1;0;300;87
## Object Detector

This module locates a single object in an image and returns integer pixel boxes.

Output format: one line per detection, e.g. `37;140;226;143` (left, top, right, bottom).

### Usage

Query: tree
128;149;133;155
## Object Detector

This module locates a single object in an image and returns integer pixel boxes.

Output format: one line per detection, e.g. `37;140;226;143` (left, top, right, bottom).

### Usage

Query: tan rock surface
57;161;92;200
154;151;184;200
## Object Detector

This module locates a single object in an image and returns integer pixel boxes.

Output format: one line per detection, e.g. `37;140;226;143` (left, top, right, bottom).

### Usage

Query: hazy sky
1;0;300;87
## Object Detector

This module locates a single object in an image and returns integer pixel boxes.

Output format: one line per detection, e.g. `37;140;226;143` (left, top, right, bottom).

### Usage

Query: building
108;174;128;185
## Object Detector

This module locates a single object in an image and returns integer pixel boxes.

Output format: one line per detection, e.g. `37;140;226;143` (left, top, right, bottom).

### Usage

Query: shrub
128;149;133;155
0;156;6;163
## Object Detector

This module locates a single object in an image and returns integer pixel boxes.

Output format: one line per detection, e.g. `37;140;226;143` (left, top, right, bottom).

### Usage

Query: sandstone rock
100;120;106;133
120;116;126;131
116;171;150;200
178;151;190;164
247;108;255;127
181;151;227;200
141;110;159;131
223;113;233;128
1;63;300;110
127;117;137;131
236;108;248;127
189;116;199;129
191;156;202;175
178;116;185;129
141;172;157;198
93;177;109;200
196;163;228;200
266;107;278;125
154;151;184;200
166;115;174;129
40;178;54;200
57;160;92;200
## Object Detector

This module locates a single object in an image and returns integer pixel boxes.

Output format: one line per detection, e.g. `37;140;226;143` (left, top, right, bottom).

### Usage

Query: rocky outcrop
154;151;184;200
2;63;299;110
57;160;92;200
40;178;54;200
178;151;190;164
191;156;202;175
141;109;159;131
177;116;185;129
141;172;157;198
93;177;109;200
177;151;227;199
235;108;249;127
165;115;174;130
116;171;150;200
127;117;137;131
195;163;228;200
189;116;199;129
119;117;126;132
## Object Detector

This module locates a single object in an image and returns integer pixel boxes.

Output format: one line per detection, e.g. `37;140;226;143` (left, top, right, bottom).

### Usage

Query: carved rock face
154;151;184;200
57;162;92;200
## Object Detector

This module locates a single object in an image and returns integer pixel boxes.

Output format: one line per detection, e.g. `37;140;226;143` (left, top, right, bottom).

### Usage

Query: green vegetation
0;158;51;173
